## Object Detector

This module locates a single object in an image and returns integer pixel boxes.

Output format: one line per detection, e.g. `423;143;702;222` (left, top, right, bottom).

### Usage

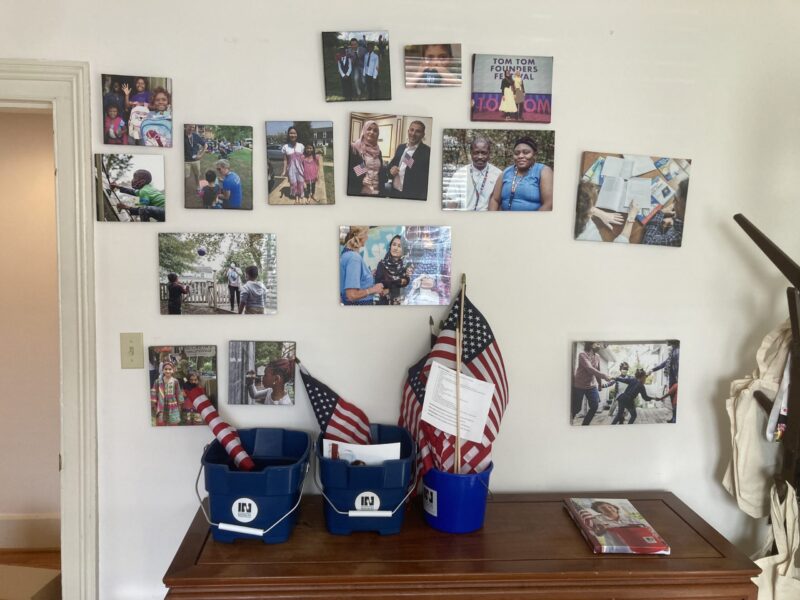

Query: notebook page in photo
625;177;652;209
596;176;629;212
601;156;634;180
623;154;657;177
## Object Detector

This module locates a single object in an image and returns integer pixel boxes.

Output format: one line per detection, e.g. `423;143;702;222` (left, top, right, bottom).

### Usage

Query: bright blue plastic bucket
202;428;310;544
422;463;493;534
316;424;414;535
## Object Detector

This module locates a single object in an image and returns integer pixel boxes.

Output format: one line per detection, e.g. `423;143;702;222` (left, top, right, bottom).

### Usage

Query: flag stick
455;274;467;473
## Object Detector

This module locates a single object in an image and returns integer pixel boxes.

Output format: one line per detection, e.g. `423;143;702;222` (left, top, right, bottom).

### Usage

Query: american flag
300;363;372;444
193;394;255;471
402;152;415;168
353;162;368;177
399;292;508;478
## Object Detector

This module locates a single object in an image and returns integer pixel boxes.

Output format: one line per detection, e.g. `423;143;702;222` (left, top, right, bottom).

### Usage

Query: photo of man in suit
387;120;430;200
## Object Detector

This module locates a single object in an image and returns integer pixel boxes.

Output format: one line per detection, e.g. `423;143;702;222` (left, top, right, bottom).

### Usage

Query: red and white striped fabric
193;393;255;471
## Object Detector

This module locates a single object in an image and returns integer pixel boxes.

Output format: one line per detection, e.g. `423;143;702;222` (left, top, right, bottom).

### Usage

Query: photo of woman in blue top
339;226;384;305
488;136;553;211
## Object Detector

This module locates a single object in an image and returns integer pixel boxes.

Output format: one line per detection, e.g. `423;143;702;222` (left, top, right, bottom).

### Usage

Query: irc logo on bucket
232;497;258;523
422;485;438;517
354;491;381;511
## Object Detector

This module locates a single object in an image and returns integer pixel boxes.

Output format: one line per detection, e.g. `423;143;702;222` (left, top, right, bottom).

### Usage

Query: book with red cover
564;497;670;555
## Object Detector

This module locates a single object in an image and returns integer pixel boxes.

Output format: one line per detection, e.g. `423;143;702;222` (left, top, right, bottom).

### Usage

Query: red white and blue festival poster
470;54;553;123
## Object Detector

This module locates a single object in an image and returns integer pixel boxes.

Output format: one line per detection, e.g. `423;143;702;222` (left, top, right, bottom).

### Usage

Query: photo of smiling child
101;74;173;147
228;341;297;405
404;43;462;87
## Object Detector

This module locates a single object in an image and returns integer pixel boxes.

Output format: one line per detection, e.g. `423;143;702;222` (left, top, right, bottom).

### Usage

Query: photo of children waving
101;74;173;147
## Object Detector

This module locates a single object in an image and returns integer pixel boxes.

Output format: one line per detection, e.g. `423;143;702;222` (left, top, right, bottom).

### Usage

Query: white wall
0;111;60;547
3;1;800;597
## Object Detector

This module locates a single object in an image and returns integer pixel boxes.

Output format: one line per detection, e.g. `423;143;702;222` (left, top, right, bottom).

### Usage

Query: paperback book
564;497;670;554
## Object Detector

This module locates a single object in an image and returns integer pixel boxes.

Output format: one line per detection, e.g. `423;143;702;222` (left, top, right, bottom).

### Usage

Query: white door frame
0;60;97;598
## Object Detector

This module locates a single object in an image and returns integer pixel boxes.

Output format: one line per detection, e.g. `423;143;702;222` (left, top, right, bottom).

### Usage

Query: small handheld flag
299;362;372;445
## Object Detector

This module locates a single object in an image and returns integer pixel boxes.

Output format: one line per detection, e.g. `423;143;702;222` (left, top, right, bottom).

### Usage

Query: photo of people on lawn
183;124;253;210
322;31;391;102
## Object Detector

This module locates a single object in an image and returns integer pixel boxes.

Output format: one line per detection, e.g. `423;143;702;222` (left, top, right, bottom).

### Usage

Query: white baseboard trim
0;513;60;548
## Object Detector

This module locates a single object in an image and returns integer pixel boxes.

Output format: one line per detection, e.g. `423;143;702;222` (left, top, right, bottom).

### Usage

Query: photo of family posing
158;233;277;315
183;124;253;210
347;113;432;201
266;121;335;205
470;55;553;123
147;345;217;427
95;153;165;222
404;43;462;88
101;74;173;147
339;225;451;306
442;129;555;211
571;340;680;427
228;341;297;406
575;151;691;247
322;30;391;102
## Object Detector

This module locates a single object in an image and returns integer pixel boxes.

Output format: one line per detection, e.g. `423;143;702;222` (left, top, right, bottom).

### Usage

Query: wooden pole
455;274;467;474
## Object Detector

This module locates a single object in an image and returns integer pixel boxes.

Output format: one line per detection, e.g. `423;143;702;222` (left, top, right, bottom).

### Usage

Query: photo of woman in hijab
347;120;386;196
375;235;413;305
338;225;451;307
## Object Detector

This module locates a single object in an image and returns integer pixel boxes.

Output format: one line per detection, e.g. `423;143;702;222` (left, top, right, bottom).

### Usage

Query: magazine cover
564;498;670;554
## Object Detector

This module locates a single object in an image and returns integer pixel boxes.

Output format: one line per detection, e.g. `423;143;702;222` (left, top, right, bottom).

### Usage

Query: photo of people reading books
574;151;691;247
564;498;670;554
571;340;680;426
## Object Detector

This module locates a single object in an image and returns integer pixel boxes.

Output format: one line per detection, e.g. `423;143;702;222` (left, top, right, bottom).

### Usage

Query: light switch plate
120;332;144;369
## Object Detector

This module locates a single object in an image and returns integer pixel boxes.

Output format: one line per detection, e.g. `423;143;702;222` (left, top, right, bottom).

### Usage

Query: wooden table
164;491;759;599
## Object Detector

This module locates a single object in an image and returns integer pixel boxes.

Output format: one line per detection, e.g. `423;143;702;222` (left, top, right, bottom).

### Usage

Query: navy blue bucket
316;424;414;535
201;428;311;544
422;463;493;534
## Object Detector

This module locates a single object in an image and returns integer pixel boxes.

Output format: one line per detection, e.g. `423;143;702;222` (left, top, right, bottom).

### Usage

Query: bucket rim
202;428;312;472
424;462;494;479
